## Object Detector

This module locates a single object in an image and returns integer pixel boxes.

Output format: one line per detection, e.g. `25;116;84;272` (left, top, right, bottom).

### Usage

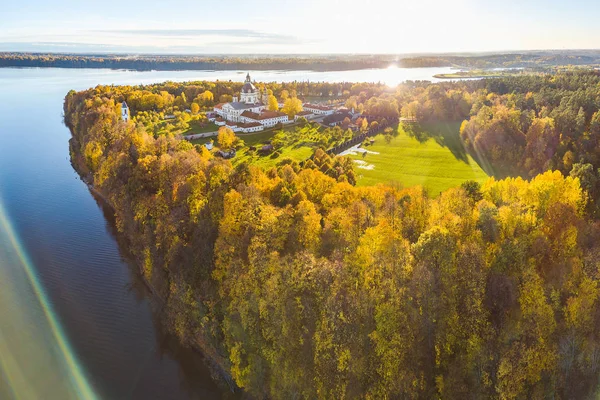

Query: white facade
215;102;264;122
260;115;288;127
295;111;315;121
303;104;334;115
121;102;129;122
240;124;264;133
225;122;264;133
239;110;289;127
212;73;292;130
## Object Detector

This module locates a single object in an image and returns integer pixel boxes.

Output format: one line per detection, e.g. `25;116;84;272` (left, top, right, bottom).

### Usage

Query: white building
240;110;288;128
214;73;268;123
294;110;315;121
227;121;264;133
121;101;130;122
303;103;335;116
213;73;291;130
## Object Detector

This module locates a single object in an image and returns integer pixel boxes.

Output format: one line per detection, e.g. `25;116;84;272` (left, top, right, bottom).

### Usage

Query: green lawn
346;122;489;196
239;130;279;147
181;121;219;135
190;129;279;147
236;125;322;168
236;144;315;169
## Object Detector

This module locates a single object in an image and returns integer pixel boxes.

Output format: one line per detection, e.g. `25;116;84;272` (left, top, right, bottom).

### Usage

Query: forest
4;50;600;71
65;70;600;399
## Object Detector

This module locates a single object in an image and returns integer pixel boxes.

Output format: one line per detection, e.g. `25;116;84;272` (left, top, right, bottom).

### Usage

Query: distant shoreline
4;51;600;72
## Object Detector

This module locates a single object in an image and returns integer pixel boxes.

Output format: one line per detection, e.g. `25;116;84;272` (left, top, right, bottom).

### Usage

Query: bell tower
121;101;129;122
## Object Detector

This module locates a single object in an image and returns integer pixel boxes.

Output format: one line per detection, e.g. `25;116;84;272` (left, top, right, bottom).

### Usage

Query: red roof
258;111;286;119
214;103;224;109
241;110;287;121
241;110;259;119
296;110;313;116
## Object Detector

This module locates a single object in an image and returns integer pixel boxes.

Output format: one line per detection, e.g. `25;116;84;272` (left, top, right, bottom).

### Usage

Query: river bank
68;132;240;396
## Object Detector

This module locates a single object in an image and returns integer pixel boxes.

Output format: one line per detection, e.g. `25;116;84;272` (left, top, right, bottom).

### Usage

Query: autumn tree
280;89;289;102
281;97;303;118
217;126;236;150
267;94;279;111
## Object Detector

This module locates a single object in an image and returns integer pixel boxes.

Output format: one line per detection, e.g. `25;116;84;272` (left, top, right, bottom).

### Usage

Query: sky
1;0;599;54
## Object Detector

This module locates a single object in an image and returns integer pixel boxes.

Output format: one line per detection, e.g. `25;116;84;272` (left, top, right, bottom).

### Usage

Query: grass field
236;145;315;169
346;122;489;196
181;121;219;135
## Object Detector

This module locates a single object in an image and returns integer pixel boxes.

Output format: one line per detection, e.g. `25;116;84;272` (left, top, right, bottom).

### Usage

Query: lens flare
0;198;97;400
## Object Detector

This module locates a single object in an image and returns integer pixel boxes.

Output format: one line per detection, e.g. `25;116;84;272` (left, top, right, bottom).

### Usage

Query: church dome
242;81;256;93
241;72;256;93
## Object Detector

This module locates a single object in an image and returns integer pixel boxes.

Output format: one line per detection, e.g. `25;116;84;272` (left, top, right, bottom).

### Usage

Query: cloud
94;29;304;45
0;29;319;54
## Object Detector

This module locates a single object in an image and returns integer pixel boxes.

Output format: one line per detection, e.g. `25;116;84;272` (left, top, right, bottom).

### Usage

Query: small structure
121;101;130;122
204;142;214;150
323;110;352;127
216;149;237;159
261;143;274;152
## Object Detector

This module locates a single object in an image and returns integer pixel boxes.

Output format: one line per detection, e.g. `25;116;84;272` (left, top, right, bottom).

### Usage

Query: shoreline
67;136;239;395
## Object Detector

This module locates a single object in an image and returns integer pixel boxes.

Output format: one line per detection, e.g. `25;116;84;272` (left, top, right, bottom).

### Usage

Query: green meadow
346;122;489;196
233;125;319;169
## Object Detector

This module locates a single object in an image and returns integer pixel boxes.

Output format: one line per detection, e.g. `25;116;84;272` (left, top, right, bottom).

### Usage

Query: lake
0;65;455;399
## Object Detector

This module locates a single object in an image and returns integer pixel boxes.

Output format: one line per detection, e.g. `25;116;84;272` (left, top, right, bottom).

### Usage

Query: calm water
0;66;454;399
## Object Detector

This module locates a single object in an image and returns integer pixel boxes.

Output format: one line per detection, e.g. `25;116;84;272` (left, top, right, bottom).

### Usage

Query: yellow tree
217;126;236;150
280;89;289;102
190;102;200;114
282;98;303;118
200;90;214;106
267;95;279;111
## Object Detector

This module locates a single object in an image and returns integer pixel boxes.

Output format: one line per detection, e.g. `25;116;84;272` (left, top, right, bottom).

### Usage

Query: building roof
241;110;287;121
225;101;263;110
242;81;257;93
122;101;128;109
258;110;286;119
242;72;257;93
214;103;224;109
296;110;313;116
324;112;352;124
241;110;260;119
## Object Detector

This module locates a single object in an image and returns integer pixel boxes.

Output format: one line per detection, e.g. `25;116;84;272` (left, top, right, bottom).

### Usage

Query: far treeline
4;51;600;71
65;70;600;399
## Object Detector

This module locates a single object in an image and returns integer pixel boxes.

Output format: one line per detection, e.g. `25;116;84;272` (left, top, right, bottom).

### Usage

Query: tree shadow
402;121;470;163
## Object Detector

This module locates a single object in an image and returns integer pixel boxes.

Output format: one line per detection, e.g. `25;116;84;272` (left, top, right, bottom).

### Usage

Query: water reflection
89;189;238;399
0;198;97;400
